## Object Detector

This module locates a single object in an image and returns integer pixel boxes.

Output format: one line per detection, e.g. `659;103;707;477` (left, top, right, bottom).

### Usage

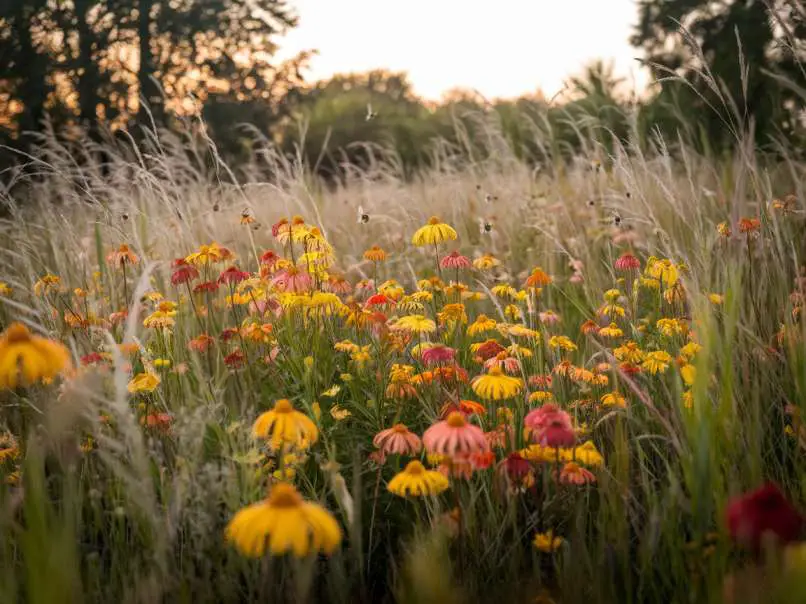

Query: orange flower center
392;423;409;434
267;483;303;508
428;216;441;225
487;366;503;376
274;399;294;413
5;323;31;343
404;461;425;475
446;412;467;428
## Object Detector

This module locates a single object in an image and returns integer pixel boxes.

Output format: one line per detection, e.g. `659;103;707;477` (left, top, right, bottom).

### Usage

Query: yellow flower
321;385;341;397
656;318;686;338
225;483;341;557
645;257;679;286
505;325;540;339
438;303;467;325
491;284;517;299
411;216;458;246
680;364;696;386
504;304;522;321
598;323;623;338
548;335;577;352
363;245;387;263
529;391;554;404
127;372;161;394
387;460;449;497
330;405;351;421
153;358;171;369
185;243;225;266
473;254;500;270
33;274;61;296
601;392;626;408
471;366;523;400
392;314;436;335
0;323;71;389
253;399;319;450
573;441;604;467
708;293;724;305
679;341;702;361
533;532;563;553
614;341;645;364
0;282;12;296
143;310;175;329
520;444;567;463
467;314;497;337
642;350;672;375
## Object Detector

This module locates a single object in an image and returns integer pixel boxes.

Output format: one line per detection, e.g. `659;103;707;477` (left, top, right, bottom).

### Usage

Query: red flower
474;339;505;361
218;266;250;285
81;352;107;366
614;252;641;272
171;264;199;286
260;250;280;268
365;293;396;309
726;482;803;552
193;281;220;294
224;350;245;369
501;452;531;482
524;403;576;448
421;344;456;366
220;327;240;342
440;251;472;270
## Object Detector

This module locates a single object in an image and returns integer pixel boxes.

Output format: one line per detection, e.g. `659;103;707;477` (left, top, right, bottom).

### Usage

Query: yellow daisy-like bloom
601;392;626;408
473;254;500;271
680;363;696;386
642;350;672;375
225;483;341;558
127;372;161;394
378;279;406;301
467;314;497;337
548;335;577;352
387;460;449;497
679;341;702;362
504;304;522;321
573;441;604;467
533;532;564;553
185;243;224;266
253;399;319;450
645;257;679;286
656;318;686;338
33;274;61;296
392;314;437;335
143;310;175;329
471;366;523;400
708;293;724;305
520;444;568;463
363;245;387;263
0;282;12;296
438;303;467;326
613;341;645;364
491;284;518;299
529;391;554;404
305;292;344;317
0;323;71;389
505;324;540;339
411;216;458;246
598;323;623;338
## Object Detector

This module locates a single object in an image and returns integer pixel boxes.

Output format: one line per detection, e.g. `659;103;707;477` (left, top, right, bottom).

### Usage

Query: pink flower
218;266;250;285
324;276;352;295
373;424;422;457
726;482;803;553
271;268;311;293
483;355;521;374
614;253;641;272
422;344;456;366
539;310;561;326
524;403;576;448
423;412;489;456
440;251;472;270
249;298;281;317
260;250;280;269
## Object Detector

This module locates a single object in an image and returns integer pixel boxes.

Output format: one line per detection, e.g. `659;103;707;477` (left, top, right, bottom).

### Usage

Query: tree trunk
137;0;161;126
74;0;101;137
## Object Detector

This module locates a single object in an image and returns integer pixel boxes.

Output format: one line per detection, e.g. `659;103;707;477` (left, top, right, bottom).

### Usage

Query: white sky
277;0;649;101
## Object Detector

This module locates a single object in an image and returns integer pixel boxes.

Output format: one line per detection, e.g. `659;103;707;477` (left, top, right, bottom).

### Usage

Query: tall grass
1;82;805;604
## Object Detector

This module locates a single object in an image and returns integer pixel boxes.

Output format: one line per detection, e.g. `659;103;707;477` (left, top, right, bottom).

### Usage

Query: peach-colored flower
556;461;596;485
423;412;489;456
373;424;422;458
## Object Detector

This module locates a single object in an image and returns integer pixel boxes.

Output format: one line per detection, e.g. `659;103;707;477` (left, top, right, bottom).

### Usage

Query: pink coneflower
271;267;312;293
423;412;489;456
365;293;396;309
614;252;641;272
421;344;456;366
440;251;472;270
271;218;288;239
484;354;521;375
249;298;281;317
171;262;199;285
524;404;576;448
373;424;422;457
324;276;352;295
194;281;220;294
218;266;250;285
528;374;553;389
539;310;561;326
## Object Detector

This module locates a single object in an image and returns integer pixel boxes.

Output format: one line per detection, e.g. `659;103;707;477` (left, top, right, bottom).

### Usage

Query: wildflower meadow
1;110;806;604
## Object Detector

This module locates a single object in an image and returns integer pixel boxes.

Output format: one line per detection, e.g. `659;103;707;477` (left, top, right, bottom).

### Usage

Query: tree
632;0;806;148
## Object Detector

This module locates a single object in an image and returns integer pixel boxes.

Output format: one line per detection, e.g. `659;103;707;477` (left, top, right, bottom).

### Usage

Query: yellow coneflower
143;310;175;329
504;304;522;321
127;372;160;393
185;243;224;266
642;350;672;375
0;323;71;389
533;531;564;553
645;257;679;286
473;254;500;271
253;399;319;450
378;279;405;300
708;293;724;305
597;289;626;318
529;391;554;404
548;335;577;352
0;282;13;297
471;366;523;400
573;441;604;467
33;274;61;296
680;363;696;386
387;460;449;497
438;303;467;326
613;341;645;364
411;216;458;246
225;482;341;557
392;314;436;335
330;405;351;420
679;341;702;362
601;392;626;408
656;318;687;338
491;283;517;299
598;323;623;339
467;314;497;337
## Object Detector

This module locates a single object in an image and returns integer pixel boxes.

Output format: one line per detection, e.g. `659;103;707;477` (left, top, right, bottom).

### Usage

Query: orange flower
556;461;596;485
107;244;139;267
738;217;761;234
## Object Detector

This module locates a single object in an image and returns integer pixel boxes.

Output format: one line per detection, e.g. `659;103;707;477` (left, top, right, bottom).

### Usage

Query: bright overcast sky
277;0;649;101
